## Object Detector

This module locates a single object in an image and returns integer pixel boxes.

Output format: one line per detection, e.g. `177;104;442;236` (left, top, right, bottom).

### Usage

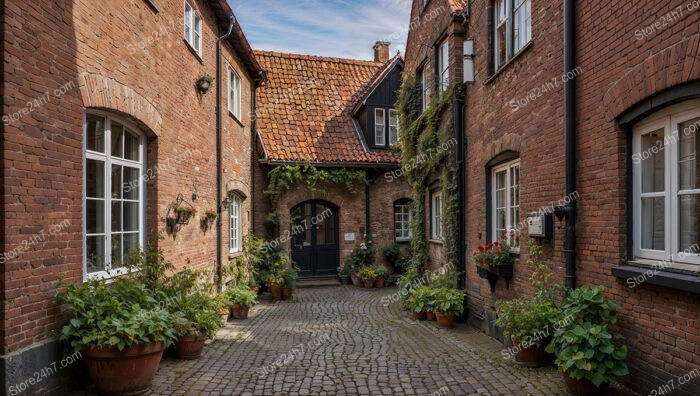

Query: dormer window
389;110;399;145
375;108;386;146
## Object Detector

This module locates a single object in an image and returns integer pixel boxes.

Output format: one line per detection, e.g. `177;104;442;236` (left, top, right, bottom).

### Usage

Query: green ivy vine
397;78;465;273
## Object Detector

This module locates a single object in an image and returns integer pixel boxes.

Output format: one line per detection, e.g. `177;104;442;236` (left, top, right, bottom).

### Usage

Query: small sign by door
344;233;355;242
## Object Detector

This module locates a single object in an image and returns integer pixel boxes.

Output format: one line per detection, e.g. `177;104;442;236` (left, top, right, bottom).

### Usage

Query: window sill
395;238;411;244
484;41;534;85
229;251;243;260
183;39;203;63
228;111;244;127
429;239;444;245
612;262;700;294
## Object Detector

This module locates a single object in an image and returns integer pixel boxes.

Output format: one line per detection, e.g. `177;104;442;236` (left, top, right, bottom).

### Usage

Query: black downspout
365;181;370;236
563;0;577;290
250;77;260;234
216;17;235;292
454;90;466;290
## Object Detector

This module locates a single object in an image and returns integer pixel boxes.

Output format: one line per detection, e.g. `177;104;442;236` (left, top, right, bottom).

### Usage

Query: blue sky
230;0;412;60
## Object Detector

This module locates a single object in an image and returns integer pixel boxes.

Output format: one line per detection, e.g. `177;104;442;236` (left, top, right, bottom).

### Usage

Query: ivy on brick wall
397;78;464;273
263;163;369;234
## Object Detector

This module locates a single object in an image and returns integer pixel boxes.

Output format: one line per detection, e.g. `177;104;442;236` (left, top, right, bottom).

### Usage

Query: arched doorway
290;200;339;277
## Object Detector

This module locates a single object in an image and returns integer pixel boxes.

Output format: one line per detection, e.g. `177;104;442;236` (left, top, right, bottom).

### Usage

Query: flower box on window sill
476;261;514;292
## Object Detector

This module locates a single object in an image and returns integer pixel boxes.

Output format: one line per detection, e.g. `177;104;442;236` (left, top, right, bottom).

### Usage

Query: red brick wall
1;0;254;355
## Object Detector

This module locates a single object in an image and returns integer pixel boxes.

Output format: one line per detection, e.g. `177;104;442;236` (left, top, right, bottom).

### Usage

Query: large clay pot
231;303;250;319
82;342;165;395
282;288;293;299
412;311;426;320
512;340;546;367
435;311;456;328
174;336;206;359
350;273;361;286
270;284;283;300
563;372;610;395
375;278;385;288
425;311;436;321
363;279;374;288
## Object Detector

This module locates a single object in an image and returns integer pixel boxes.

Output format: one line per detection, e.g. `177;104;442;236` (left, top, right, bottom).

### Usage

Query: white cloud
230;0;411;60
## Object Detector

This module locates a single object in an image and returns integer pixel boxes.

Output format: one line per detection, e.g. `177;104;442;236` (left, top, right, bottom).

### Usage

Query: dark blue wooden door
291;200;339;277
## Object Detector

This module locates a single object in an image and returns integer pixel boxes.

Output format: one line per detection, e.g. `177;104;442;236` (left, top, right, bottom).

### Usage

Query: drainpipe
216;16;235;292
557;0;577;290
365;181;370;236
454;90;466;290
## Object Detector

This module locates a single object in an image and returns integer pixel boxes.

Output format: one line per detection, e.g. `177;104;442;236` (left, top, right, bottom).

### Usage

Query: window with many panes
431;190;443;240
389;110;399;146
228;67;242;119
633;101;700;266
492;159;520;250
437;40;449;95
394;200;412;241
494;0;531;70
84;113;144;279
184;1;202;56
419;68;428;112
229;194;242;253
375;108;386;146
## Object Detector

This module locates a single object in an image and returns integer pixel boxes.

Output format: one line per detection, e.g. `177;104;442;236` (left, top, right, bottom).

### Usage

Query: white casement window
375;108;386;146
389;109;399;145
229;194;242;253
228;67;242;119
437;40;449;95
431;190;443;240
84;113;145;279
420;68;428;112
633;101;700;266
184;1;202;56
394;201;412;241
495;0;531;70
492;159;520;250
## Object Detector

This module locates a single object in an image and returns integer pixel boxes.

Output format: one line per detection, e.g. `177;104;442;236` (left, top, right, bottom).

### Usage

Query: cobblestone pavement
143;286;634;396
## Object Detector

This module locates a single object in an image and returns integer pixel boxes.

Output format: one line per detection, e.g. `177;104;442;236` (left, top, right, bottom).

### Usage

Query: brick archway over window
603;34;700;122
484;133;522;160
78;73;163;137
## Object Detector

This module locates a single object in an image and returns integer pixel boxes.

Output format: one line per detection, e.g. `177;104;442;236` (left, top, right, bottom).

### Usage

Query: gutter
258;159;401;168
216;16;235;292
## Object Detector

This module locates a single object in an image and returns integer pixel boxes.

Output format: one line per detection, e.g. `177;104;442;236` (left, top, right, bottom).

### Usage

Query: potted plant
359;267;378;288
56;277;178;395
405;287;432;320
473;234;516;277
215;293;229;325
373;266;389;288
546;286;628;394
196;73;214;93
224;287;258;319
172;292;222;359
432;287;465;328
267;273;284;300
200;209;218;232
281;267;298;299
174;205;197;224
382;243;400;267
345;235;376;286
496;299;560;366
337;266;351;285
248;279;260;294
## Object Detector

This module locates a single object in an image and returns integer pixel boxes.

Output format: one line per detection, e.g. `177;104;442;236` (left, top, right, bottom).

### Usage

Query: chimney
373;41;390;63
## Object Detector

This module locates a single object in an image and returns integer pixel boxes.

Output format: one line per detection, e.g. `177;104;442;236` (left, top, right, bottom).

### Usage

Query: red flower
478;246;484;252
494;250;500;255
482;259;488;264
501;234;507;240
472;252;476;257
509;231;515;237
516;236;520;241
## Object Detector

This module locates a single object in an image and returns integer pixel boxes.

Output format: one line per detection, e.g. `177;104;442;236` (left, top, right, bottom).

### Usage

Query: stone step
296;276;341;288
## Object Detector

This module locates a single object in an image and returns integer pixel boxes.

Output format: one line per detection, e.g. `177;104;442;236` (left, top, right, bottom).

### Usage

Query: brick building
253;45;412;275
403;0;699;394
1;0;263;391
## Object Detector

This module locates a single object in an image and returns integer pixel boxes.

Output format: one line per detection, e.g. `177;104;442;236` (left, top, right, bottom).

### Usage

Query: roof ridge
253;50;382;67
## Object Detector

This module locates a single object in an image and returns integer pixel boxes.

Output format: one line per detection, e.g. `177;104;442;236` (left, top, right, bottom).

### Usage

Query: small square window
375;108;386;146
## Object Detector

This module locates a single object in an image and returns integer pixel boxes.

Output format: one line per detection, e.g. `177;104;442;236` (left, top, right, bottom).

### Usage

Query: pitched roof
254;51;401;165
351;55;404;115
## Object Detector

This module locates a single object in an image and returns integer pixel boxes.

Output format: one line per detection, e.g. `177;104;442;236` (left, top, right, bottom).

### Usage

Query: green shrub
172;292;222;339
496;300;560;347
405;287;434;313
224;287;258;308
432;287;465;315
372;265;390;280
281;267;299;289
382;244;400;262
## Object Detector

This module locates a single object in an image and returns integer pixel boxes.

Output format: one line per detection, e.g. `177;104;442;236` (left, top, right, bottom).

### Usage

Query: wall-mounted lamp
463;40;475;83
221;195;233;210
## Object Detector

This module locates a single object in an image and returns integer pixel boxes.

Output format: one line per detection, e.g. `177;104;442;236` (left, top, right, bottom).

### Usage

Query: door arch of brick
603;33;700;122
78;72;163;137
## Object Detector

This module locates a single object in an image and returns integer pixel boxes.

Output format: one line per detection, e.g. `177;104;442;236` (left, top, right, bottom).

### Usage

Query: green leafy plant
546;286;628;386
174;206;197;216
222;233;262;288
196;73;214;86
281;267;299;289
172;292;222;339
372;265;390;280
429;271;458;288
397;265;419;308
431;287;465;315
359;267;378;281
496;300;560;347
405;286;434;313
382;244;400;263
224;287;258;308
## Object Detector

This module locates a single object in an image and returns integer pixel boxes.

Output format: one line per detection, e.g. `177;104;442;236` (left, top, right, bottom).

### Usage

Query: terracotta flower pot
282;288;293;299
250;286;260;294
82;342;165;395
375;278;385;288
412;311;426;320
174;336;207;359
231;303;250;319
363;279;375;288
512;340;546;367
425;311;436;321
435;311;456;327
563;372;610;395
270;284;283;300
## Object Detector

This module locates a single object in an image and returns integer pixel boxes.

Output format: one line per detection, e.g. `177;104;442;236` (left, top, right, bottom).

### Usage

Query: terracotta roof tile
448;0;468;12
254;51;400;165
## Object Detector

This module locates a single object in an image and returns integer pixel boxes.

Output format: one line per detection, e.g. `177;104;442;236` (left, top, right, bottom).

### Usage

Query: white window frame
430;190;443;240
495;0;531;70
437;40;449;95
492;159;520;251
633;100;700;266
394;201;412;242
389;109;399;146
420;68;428;112
184;1;202;57
375;108;386;146
83;111;146;280
229;194;242;254
228;66;242;119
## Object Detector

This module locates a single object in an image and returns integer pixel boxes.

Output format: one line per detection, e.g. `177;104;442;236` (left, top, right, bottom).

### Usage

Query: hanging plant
196;73;214;93
174;206;197;224
200;209;218;232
